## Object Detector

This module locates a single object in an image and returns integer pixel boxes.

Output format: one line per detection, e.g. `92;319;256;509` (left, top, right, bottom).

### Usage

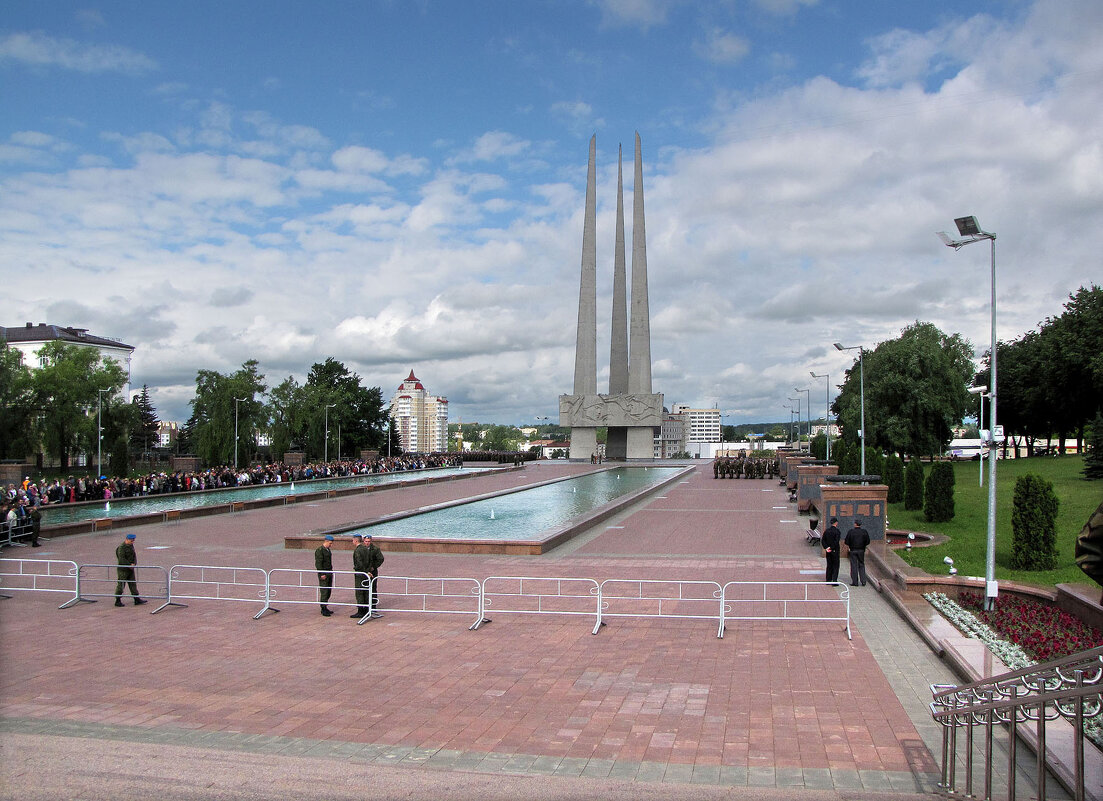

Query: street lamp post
96;388;110;479
233;397;246;470
833;343;865;476
787;396;801;448
324;404;336;464
940;215;998;610
968;385;989;487
810;372;831;460
794;387;811;454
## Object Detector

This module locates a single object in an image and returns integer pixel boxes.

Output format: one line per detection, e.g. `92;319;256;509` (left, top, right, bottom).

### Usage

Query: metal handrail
930;645;1103;801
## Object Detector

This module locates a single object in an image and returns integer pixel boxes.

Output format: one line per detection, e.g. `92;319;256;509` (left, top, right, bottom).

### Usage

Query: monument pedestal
561;393;662;461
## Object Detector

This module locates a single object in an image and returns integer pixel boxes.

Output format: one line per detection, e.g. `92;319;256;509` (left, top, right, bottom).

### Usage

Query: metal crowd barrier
720;581;851;640
5;559;853;641
597;579;725;638
59;563;170;608
931;645;1103;801
472;576;600;631
151;564;269;617
264;568;371;621
0;558;79;607
370;575;481;629
2;519;33;548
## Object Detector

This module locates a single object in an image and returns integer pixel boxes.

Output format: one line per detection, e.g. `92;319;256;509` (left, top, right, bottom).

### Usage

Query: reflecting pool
40;466;482;526
346;467;682;541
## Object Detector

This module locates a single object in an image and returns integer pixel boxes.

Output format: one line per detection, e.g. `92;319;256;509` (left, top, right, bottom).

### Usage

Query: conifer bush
1011;473;1060;570
923;461;955;522
884;454;905;503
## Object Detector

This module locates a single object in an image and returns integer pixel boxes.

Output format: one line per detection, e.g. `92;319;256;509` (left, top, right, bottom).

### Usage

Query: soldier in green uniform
350;533;370;618
114;533;146;606
365;534;385;618
314;534;335;616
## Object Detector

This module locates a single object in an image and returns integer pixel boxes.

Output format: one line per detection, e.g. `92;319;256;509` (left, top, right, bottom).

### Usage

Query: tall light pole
810;372;831;461
96;388;110;478
968;385;989;487
787;396;801;448
233;397;246;470
324;404;336;463
794;387;811;454
834;343;865;476
782;404;793;445
940;215;998;610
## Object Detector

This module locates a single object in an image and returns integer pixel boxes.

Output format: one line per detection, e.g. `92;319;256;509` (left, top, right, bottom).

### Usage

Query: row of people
712;456;776;479
3;453;463;508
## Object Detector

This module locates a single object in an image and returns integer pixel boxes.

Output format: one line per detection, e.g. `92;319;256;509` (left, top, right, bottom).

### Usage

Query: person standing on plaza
364;534;385;618
350;533;370;618
314;534;335;616
114;533;146;606
844;519;871;586
822;517;841;583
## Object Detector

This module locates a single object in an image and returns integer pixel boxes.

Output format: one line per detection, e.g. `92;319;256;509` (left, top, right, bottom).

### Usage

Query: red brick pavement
0;462;935;782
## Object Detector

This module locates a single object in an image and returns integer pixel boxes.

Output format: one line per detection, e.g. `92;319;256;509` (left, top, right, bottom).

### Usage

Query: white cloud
693;28;751;66
0;31;157;74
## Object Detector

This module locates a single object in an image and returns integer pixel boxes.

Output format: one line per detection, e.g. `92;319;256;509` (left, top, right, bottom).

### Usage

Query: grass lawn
892;455;1103;590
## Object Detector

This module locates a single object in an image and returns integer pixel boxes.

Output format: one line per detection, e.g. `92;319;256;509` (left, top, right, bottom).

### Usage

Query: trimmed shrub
904;458;925;510
837;440;859;476
884;454;905;503
924;461;955;522
1011;473;1060;570
864;447;885;480
1083;412;1103;480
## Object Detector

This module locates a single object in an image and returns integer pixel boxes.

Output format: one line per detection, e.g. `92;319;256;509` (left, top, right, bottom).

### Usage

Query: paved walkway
0;462;1059;798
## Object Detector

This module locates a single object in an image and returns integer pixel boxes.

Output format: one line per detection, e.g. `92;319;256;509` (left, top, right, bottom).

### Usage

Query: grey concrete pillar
609;143;628;395
572;135;598;397
628;132;652;394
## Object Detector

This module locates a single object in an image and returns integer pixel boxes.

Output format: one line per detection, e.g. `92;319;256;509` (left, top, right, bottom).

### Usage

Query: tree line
0;340;399;470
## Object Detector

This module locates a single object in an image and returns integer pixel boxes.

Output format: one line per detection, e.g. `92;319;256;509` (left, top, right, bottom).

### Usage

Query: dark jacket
822;524;841;553
844;526;870;551
314;544;333;577
365;543;384;575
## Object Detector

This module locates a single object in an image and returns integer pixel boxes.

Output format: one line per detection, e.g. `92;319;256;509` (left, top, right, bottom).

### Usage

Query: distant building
655;412;686;458
670;404;722;444
2;322;134;395
388;370;449;453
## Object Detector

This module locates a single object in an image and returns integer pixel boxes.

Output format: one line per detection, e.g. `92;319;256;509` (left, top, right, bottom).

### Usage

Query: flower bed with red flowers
958;591;1103;662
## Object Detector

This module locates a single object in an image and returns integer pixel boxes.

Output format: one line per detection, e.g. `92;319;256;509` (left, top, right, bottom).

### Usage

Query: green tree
0;337;35;460
883;454;905;503
1011;473;1060;570
129;385;160;456
267;376;307;460
810;432;827;460
30;341;128;471
305;358;388;459
923;461;956;522
833;322;974;458
904;458;924;511
1083;412;1103;480
482;424;522;451
188;360;267;467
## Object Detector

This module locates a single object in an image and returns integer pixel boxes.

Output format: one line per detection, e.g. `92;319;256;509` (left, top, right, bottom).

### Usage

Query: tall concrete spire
628;131;653;394
609;143;629;395
573;134;598;396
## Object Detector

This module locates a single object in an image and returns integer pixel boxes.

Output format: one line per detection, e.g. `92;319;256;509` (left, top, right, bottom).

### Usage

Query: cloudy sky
2;0;1100;427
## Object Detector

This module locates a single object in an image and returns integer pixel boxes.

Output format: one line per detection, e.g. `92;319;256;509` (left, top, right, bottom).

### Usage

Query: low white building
2;322;134;396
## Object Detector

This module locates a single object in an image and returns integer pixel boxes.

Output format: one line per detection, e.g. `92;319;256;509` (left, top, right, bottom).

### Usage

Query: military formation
712;455;775;480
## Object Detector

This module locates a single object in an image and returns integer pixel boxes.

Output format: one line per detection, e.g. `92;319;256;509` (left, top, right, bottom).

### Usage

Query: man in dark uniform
844;519;871;586
114;533;146;606
350;533;370;618
314;534;335;616
365;534;385;618
822;517;842;583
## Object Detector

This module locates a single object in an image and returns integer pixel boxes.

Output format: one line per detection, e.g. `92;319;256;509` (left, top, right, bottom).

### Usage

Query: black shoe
114;600;124;607
321;608;333;617
851;583;860;587
350;612;362;618
134;598;146;605
31;543;41;547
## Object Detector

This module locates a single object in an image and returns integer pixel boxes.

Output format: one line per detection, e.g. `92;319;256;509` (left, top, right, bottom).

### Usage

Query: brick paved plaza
1;462;974;799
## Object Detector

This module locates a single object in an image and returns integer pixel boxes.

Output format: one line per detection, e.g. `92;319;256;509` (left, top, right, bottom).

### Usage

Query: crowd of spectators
2;453;464;510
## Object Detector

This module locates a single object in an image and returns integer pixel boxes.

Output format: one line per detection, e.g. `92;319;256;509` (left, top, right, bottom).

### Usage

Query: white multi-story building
2;322;134;396
388;370;449;453
670;404;722;443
